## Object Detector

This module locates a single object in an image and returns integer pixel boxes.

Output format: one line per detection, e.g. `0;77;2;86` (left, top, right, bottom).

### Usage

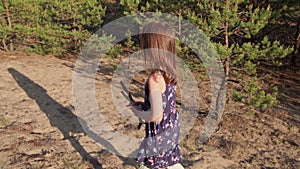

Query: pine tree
0;0;106;55
120;0;293;110
270;0;300;67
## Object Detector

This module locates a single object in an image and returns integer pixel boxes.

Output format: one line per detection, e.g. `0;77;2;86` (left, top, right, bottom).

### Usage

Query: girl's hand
128;102;143;117
132;105;142;117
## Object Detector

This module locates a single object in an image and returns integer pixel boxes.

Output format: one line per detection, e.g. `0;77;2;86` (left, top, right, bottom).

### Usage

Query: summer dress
137;80;182;169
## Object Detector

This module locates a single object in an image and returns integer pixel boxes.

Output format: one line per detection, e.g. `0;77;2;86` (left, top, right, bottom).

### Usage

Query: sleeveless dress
137;80;182;169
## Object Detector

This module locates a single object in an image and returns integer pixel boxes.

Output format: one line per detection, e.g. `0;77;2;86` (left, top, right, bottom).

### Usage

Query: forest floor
0;51;299;169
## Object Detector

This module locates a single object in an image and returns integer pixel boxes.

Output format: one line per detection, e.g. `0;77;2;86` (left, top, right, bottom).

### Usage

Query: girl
131;21;184;169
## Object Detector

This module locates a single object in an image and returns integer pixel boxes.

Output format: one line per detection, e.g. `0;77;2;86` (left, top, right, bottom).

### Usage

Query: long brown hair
140;21;177;84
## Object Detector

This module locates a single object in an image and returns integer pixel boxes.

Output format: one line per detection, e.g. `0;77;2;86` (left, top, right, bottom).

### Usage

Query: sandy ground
0;52;299;169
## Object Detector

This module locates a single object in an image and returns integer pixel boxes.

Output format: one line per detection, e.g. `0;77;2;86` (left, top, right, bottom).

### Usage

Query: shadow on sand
8;68;104;169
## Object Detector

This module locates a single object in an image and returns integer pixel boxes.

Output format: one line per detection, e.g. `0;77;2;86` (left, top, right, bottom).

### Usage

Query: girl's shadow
8;68;104;169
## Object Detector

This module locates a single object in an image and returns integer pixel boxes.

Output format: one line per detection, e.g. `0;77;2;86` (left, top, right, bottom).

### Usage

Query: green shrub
0;0;106;55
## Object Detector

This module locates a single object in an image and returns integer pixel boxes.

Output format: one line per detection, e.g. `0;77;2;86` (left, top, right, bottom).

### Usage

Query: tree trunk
225;21;230;77
2;39;8;51
291;16;300;67
3;0;13;50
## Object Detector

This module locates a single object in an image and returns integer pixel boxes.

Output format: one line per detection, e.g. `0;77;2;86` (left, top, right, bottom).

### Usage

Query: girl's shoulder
148;73;166;94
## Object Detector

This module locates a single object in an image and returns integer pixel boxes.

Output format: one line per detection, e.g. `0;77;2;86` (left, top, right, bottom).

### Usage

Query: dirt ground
0;51;299;169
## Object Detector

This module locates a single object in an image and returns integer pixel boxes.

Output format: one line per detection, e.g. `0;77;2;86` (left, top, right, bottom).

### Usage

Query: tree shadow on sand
8;68;113;169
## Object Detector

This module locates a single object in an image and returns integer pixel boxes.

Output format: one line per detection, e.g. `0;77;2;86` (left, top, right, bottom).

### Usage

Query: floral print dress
137;80;182;169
